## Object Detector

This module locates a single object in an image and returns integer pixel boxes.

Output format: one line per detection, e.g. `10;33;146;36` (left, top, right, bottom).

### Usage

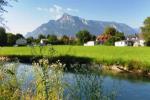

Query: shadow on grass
2;55;150;75
5;55;93;64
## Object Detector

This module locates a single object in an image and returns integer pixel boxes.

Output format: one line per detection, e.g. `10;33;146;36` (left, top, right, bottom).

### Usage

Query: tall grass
0;62;21;100
0;62;117;100
0;46;150;71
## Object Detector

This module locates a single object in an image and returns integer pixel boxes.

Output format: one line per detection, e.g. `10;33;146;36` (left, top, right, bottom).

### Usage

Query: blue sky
3;0;150;35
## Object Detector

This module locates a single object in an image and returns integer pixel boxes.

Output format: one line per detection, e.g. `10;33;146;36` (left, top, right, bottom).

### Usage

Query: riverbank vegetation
0;46;150;73
141;17;150;46
0;60;117;99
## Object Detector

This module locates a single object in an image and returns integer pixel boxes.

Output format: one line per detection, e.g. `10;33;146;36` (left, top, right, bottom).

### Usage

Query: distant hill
26;13;137;38
134;28;141;33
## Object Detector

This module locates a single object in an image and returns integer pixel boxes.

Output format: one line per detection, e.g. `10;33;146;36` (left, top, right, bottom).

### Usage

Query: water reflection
1;62;150;100
63;72;116;100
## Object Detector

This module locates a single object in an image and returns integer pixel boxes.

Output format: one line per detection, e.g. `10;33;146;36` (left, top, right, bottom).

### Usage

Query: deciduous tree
38;34;46;39
60;35;70;45
103;27;117;36
76;30;92;44
47;34;58;44
26;36;34;44
0;0;17;24
0;27;7;46
16;33;24;40
141;17;150;46
7;33;16;46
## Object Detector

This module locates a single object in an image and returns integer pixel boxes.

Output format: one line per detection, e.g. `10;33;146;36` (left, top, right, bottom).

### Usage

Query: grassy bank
0;45;150;72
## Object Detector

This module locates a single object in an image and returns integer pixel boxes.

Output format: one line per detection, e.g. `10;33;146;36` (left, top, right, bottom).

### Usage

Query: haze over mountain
26;13;137;38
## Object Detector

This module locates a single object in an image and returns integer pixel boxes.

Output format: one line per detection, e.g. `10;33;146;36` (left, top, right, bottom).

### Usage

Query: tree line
0;27;24;46
26;30;96;45
0;26;129;46
0;26;97;46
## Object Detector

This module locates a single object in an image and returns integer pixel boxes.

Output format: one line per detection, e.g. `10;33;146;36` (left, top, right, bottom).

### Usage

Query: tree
104;32;125;46
97;27;125;45
103;27;117;36
38;34;46;39
91;35;96;41
141;17;150;46
26;36;34;44
0;27;7;46
16;33;24;40
104;36;122;45
7;33;16;46
76;30;92;44
60;35;70;45
0;0;17;12
115;32;125;40
0;0;17;24
47;34;58;44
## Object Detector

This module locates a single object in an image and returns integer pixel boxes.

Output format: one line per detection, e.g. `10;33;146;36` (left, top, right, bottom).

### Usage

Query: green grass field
1;45;150;70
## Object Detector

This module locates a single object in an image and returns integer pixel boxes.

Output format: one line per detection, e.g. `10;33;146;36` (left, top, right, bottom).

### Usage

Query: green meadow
0;45;150;70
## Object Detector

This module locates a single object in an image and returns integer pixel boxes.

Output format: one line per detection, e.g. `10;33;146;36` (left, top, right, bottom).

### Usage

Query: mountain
26;13;137;38
134;28;141;33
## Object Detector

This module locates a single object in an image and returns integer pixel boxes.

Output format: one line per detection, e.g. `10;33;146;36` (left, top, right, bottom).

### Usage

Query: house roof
96;34;111;42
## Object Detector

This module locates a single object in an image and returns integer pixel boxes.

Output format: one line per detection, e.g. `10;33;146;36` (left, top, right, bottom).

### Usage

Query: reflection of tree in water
64;70;117;100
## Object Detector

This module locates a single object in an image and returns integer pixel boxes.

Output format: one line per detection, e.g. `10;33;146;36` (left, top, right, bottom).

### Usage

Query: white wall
115;41;127;47
84;41;95;46
139;40;145;46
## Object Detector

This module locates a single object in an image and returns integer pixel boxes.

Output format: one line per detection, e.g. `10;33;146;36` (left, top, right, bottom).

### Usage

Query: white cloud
49;5;64;19
37;7;42;11
37;7;49;12
37;5;78;20
66;8;78;12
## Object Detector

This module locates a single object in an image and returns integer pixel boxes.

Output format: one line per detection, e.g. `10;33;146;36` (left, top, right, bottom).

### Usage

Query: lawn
1;45;150;70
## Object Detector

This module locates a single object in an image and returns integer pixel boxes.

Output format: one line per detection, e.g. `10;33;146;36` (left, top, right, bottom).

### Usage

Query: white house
126;36;138;41
115;39;145;47
16;38;27;46
115;41;128;47
84;41;95;46
40;39;49;45
133;39;145;47
139;40;145;46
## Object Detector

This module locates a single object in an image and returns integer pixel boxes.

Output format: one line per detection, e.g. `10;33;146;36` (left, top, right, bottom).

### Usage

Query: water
3;63;150;100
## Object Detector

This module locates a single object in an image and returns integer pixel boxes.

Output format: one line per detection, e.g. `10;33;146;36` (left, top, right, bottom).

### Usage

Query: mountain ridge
26;13;137;38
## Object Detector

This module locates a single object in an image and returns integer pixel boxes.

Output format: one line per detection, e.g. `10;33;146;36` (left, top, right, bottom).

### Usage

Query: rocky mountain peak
26;13;137;38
